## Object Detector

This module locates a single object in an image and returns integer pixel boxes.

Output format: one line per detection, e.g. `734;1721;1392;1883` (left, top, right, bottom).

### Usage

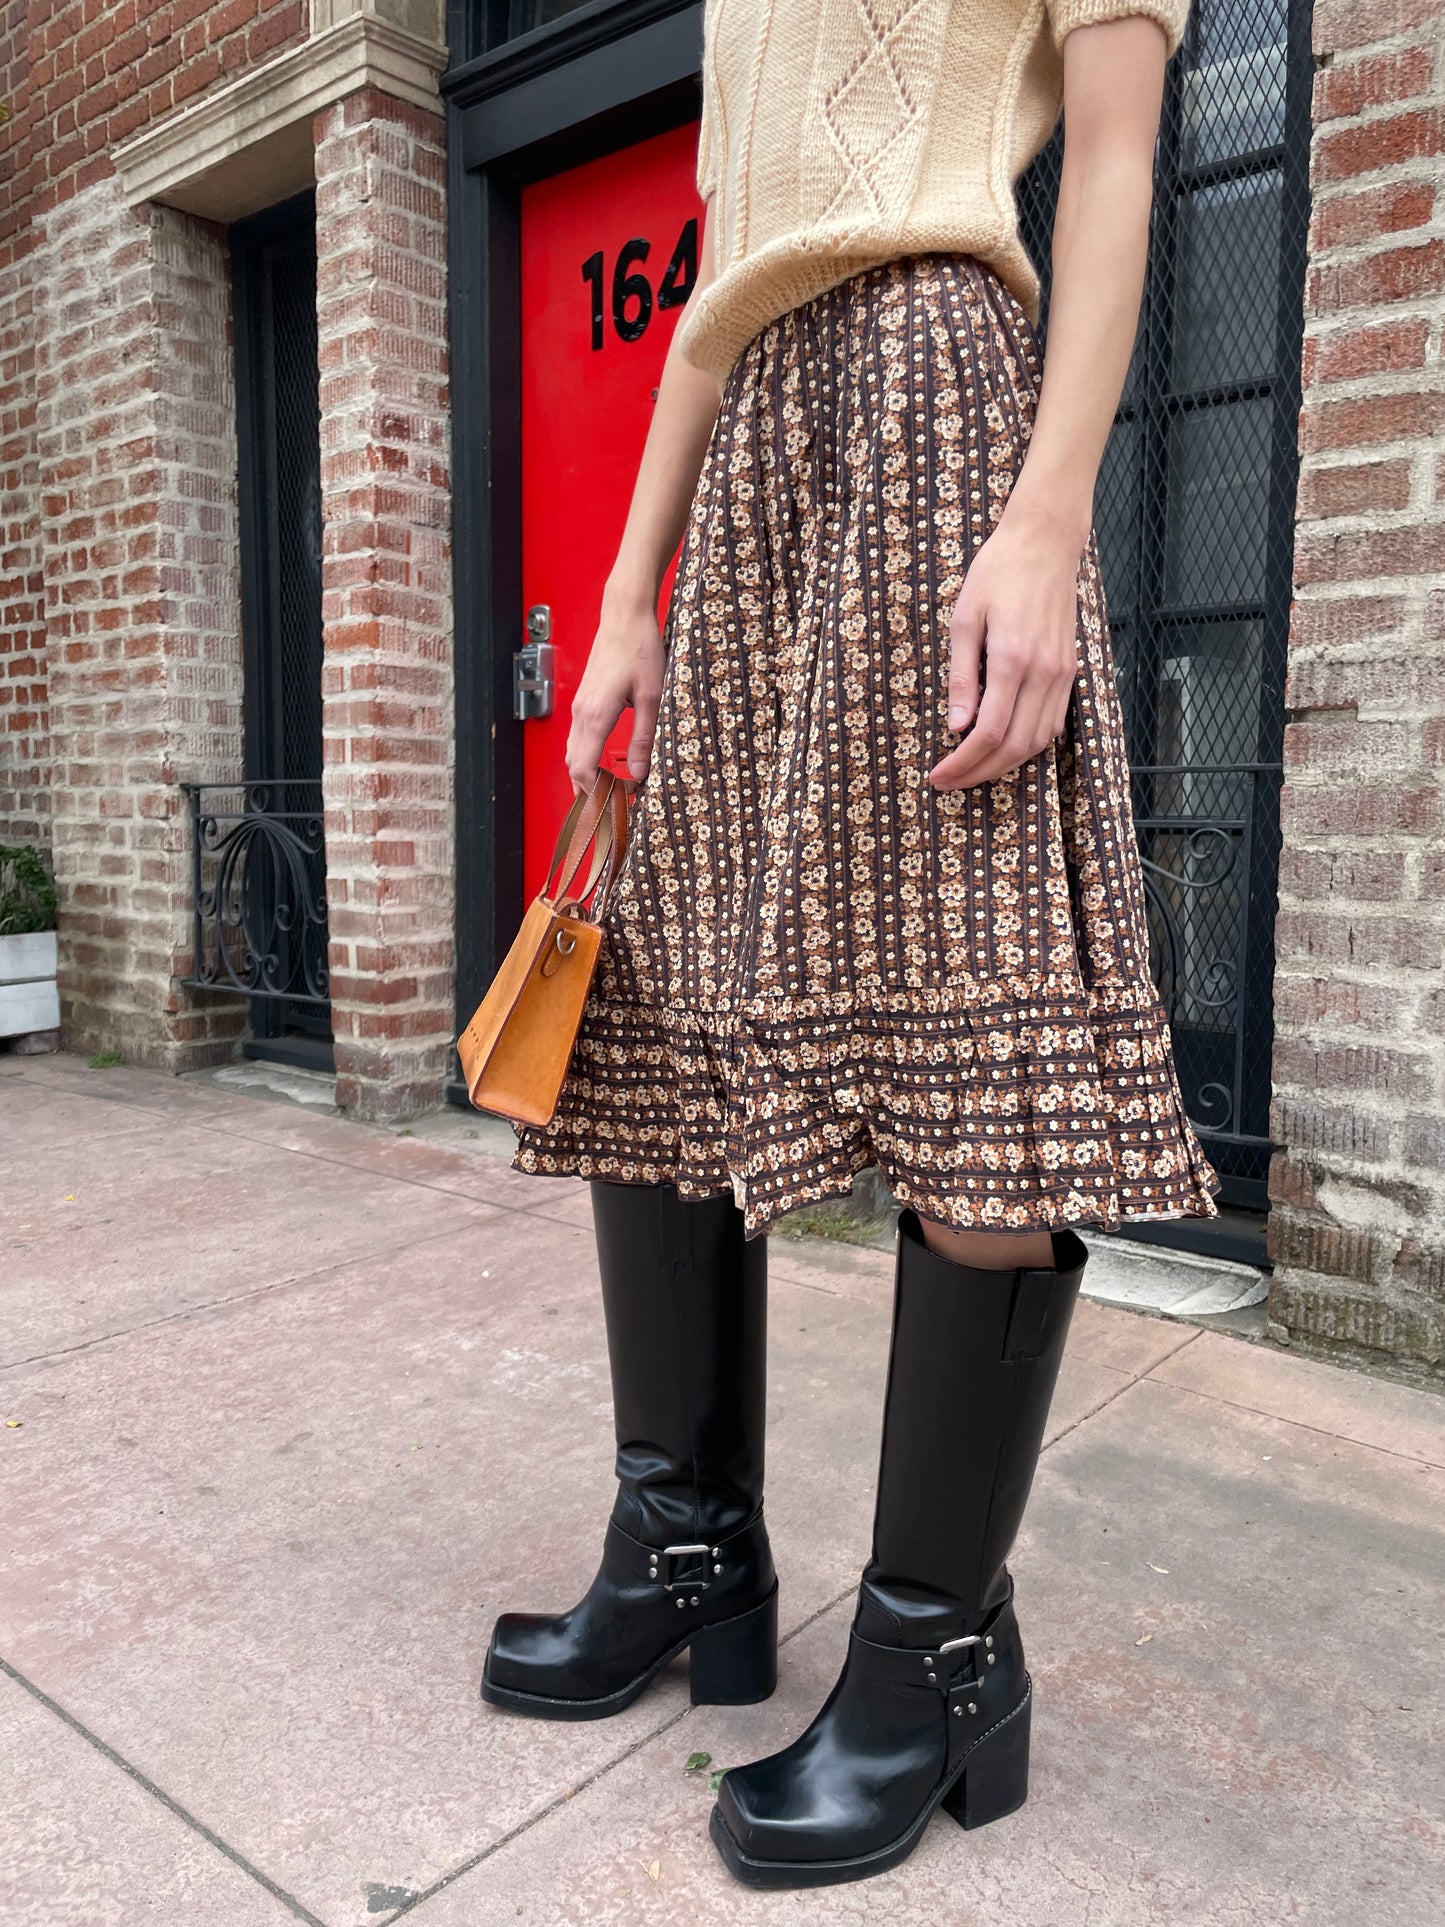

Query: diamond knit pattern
801;0;951;235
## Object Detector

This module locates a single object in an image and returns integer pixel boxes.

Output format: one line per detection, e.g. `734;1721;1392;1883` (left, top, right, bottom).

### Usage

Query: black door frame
442;0;704;1085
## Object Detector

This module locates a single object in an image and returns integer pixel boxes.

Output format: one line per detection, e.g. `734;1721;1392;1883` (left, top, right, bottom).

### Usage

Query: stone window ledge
111;6;447;226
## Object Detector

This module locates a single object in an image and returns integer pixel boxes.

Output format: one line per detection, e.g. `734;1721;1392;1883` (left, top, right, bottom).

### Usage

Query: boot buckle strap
646;1541;720;1596
913;1631;997;1694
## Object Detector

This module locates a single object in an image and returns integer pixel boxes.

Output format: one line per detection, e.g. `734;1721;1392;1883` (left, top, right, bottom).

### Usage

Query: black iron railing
1133;760;1278;1150
181;781;330;1006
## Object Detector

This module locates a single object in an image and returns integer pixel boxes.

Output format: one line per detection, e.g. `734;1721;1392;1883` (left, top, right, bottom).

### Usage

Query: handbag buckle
539;910;582;977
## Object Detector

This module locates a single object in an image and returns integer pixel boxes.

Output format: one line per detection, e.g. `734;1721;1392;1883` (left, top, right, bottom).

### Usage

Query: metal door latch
514;604;555;720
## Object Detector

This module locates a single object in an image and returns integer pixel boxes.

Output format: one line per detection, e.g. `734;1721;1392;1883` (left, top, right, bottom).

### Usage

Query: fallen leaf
684;1751;711;1772
709;1768;727;1791
1146;1562;1169;1574
1136;1633;1153;1645
647;1859;661;1883
5;1419;20;1429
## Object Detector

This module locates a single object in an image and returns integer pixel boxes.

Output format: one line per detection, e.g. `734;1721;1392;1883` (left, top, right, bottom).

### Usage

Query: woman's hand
565;582;667;795
929;501;1085;792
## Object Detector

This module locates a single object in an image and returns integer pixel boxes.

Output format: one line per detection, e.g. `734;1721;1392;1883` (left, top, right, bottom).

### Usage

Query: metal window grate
1017;0;1313;1212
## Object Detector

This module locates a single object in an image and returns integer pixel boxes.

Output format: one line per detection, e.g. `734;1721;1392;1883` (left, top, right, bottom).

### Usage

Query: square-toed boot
482;1178;777;1720
710;1204;1085;1884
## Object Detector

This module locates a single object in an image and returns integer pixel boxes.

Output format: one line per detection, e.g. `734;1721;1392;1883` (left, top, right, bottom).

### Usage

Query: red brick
1286;652;1445;715
1277;847;1410;903
1300;389;1445;455
1293;519;1445;584
1270;1215;1375;1284
1296;457;1412;520
1283;715;1412;771
1273;906;1442;970
1268;1153;1319;1210
1308;240;1445;314
1301;315;1429;385
1283;769;1438;844
1313;45;1434;122
1314;106;1445;186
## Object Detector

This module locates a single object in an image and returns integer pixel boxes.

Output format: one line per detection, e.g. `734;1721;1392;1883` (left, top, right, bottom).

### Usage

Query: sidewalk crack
0;1656;330;1927
1044;1328;1202;1452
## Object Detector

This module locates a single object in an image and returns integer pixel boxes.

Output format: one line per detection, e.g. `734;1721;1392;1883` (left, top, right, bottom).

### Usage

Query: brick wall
0;251;46;849
5;3;453;1094
1269;0;1445;1365
33;178;246;1066
1;2;47;848
1;0;307;833
313;86;454;1121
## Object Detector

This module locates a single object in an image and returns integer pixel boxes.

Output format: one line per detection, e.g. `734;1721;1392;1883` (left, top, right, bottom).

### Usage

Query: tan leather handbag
457;768;631;1126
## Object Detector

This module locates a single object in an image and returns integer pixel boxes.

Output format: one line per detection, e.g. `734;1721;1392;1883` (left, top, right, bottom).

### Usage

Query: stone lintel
111;9;448;225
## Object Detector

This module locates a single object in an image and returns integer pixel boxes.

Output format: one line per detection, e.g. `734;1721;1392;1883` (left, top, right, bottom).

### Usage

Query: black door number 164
581;218;699;350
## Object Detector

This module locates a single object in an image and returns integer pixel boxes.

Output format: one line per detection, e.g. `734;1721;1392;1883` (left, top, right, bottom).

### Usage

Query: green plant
88;1050;124;1069
0;846;57;936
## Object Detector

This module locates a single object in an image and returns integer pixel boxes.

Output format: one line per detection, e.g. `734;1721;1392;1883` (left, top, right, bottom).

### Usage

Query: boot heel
688;1584;778;1706
941;1689;1031;1830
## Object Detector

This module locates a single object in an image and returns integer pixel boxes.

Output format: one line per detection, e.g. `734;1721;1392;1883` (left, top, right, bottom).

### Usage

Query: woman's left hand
929;504;1085;792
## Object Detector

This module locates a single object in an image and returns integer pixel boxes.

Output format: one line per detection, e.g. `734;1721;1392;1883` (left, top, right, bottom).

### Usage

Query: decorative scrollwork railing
181;781;330;1005
1135;786;1253;1141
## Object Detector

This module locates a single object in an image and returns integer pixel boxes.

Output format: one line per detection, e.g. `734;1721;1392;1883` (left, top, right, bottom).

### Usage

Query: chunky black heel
690;1582;779;1705
941;1685;1031;1830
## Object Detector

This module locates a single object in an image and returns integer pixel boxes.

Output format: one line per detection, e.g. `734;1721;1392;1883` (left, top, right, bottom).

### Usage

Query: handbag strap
576;779;629;917
547;778;610;901
546;771;631;922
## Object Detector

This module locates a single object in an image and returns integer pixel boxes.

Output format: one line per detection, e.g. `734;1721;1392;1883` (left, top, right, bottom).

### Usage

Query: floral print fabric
512;252;1221;1240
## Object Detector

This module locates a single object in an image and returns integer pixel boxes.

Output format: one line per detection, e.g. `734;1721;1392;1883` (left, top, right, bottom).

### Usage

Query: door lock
514;604;555;720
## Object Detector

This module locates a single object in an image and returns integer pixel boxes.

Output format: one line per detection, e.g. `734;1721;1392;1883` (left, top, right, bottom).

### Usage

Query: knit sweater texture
675;0;1192;383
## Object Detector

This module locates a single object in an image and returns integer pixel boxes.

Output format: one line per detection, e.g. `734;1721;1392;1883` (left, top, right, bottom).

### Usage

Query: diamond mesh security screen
1018;0;1313;1212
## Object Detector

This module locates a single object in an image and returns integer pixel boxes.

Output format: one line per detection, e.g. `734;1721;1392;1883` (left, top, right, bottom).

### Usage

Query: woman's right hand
565;583;667;795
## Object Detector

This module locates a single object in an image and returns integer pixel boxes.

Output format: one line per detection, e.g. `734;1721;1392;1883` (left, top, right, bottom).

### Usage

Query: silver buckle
645;1542;719;1593
939;1630;997;1675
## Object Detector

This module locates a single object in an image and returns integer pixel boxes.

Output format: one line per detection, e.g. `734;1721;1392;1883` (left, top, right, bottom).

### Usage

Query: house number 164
580;218;699;350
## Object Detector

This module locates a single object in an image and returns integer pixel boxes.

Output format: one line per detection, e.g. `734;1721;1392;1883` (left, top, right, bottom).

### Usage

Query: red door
518;123;705;903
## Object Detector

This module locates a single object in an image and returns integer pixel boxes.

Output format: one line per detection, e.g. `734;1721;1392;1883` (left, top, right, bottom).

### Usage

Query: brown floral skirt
512;252;1221;1240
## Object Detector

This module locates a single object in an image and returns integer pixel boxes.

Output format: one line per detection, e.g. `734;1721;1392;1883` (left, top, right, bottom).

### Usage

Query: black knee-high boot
710;1205;1086;1885
482;1178;777;1719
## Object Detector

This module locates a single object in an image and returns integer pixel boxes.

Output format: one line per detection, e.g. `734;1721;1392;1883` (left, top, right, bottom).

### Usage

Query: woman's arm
929;16;1170;793
566;196;725;793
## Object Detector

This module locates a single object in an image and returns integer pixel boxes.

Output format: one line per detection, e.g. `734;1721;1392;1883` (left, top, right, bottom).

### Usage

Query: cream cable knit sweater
675;0;1192;383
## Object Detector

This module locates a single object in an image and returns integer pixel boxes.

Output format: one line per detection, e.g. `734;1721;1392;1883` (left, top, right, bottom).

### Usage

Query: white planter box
0;930;60;1038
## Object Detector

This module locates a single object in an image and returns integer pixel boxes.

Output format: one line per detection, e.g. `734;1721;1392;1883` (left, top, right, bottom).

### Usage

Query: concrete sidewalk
2;1051;1441;1927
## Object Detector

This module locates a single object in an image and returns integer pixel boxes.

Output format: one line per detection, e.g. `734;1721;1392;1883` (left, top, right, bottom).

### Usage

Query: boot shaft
590;1179;768;1543
858;1210;1086;1643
